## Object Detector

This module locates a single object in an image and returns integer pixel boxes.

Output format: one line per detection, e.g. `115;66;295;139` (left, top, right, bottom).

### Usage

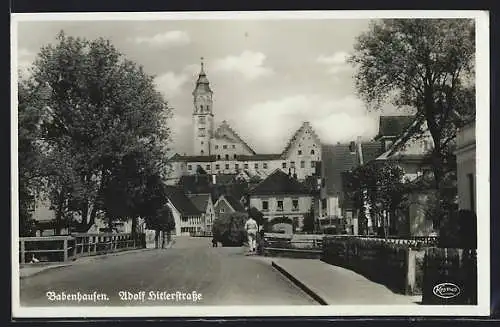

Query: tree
212;212;247;246
344;161;407;237
349;19;475;193
19;31;171;234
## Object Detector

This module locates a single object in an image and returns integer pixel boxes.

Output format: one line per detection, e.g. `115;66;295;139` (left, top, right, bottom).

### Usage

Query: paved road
19;236;318;306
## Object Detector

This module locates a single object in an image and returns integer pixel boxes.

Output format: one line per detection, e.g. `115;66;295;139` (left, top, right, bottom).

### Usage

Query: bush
212;212;247;246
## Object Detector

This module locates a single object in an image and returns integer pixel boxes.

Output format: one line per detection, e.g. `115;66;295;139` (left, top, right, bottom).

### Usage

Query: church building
169;60;322;182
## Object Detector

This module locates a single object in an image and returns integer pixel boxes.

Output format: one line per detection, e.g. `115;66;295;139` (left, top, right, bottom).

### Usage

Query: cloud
317;51;352;75
154;64;200;98
16;48;35;78
131;31;191;47
212;51;273;81
235;94;379;153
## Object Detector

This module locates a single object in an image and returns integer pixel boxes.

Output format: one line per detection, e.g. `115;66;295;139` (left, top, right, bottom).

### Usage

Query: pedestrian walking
244;216;258;253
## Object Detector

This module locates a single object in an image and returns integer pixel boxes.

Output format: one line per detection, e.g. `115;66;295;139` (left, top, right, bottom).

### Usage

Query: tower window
225;164;230;170
311;149;315;155
300;161;305;168
200;150;204;155
282;162;287;169
225;154;229;160
254;163;259;169
298;150;302;155
217;155;221;160
201;141;204;145
223;145;227;149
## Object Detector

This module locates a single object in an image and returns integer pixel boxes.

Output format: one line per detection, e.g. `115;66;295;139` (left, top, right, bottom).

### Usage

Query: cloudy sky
16;18;406;155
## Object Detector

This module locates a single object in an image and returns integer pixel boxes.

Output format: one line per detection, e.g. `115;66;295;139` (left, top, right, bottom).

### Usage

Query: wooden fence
19;233;145;264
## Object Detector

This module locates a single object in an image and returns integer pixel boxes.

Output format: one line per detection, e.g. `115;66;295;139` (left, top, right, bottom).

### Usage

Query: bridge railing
19;233;145;264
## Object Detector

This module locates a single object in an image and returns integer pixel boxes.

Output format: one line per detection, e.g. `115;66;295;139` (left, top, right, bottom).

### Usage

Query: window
262;200;269;211
244;163;249;169
217;155;221;160
235;164;239;170
232;145;236;149
220;208;225;213
215;164;220;170
282;162;287;169
311;149;315;155
292;199;299;211
188;165;192;171
197;165;201;171
225;154;229;160
225;164;230;170
206;165;210;171
263;162;268;169
223;145;227;149
300;161;305;168
215;145;219;149
198;128;206;137
201;141;204;145
467;173;475;212
200;150;204;155
199;116;206;124
298;150;302;155
321;199;327;210
311;161;315;168
291;161;296;168
277;200;284;211
234;154;237;159
255;163;259;169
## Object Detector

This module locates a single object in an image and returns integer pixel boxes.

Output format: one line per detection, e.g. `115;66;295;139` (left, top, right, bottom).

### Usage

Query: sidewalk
269;257;422;305
19;243;174;279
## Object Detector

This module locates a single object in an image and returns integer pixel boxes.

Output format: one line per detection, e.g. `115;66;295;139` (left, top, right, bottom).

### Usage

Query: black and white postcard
11;10;490;318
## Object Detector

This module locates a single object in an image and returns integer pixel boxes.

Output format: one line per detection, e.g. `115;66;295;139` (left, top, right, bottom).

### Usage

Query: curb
271;261;328;305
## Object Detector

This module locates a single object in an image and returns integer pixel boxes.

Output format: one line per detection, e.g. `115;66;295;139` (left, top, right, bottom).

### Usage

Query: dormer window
298;150;302;155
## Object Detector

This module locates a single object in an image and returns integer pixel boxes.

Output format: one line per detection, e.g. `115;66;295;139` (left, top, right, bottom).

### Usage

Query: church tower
192;57;214;156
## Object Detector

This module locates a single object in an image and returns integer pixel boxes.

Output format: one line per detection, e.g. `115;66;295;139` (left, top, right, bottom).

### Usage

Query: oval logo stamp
433;283;461;299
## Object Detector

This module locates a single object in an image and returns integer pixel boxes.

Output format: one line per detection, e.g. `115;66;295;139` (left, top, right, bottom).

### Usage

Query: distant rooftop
375;115;415;140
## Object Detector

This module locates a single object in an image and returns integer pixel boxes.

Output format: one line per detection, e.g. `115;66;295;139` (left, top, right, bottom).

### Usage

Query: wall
204;197;215;232
214;196;235;218
282;126;322;180
166;201;182;236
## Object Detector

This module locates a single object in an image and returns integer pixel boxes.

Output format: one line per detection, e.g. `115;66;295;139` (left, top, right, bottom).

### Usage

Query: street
19;237;318;306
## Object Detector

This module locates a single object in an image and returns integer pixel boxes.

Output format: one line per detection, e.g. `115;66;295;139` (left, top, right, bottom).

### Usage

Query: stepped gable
248;169;311;196
164;186;203;216
281;122;321;157
214;120;256;155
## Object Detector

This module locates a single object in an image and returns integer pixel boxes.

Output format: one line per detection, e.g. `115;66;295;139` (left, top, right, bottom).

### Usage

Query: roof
224;194;247;212
187;194;211;213
177;174;212;194
375;115;415;140
321;144;360;196
171;155;217;163
359;142;384;164
164;186;202;216
248;169;311;196
236;154;283;161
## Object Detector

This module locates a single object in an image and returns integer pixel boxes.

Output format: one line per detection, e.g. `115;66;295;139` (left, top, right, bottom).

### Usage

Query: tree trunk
131;216;137;237
54;190;65;236
161;231;166;249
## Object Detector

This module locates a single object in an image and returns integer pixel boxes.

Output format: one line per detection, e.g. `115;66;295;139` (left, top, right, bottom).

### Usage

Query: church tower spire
192;57;214;156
